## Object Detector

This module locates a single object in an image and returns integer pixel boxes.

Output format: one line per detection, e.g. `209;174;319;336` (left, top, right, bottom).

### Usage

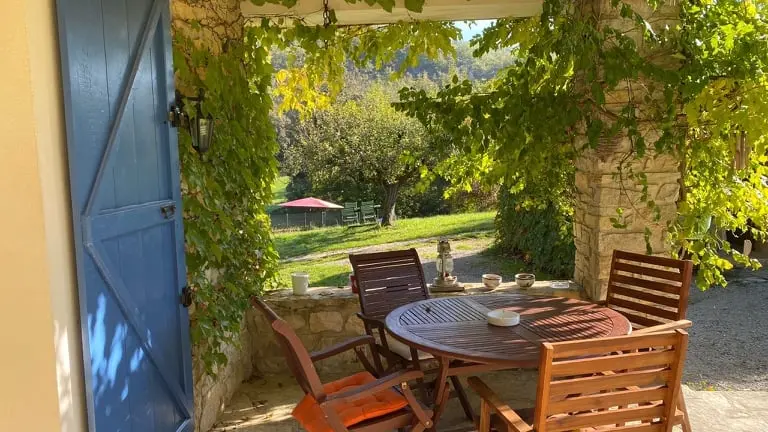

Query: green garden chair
360;201;379;225
342;202;359;225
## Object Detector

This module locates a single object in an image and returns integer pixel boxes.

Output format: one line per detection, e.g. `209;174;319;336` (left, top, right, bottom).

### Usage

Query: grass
278;255;352;288
274;211;496;259
274;232;552;289
271;175;290;205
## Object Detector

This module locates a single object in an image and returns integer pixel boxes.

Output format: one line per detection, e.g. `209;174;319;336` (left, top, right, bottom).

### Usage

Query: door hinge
161;204;177;219
180;286;193;308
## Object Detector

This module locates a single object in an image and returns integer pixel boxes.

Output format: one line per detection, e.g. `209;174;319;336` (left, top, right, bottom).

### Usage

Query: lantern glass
189;114;214;154
443;254;454;274
436;252;454;275
198;116;213;153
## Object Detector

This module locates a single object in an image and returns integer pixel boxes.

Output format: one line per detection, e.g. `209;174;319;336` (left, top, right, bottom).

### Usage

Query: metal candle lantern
430;239;464;292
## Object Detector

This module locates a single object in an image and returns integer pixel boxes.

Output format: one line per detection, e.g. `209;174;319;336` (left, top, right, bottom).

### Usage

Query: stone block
285;313;307;331
344;315;366;335
597;232;647;255
309;311;345;332
656;182;680;202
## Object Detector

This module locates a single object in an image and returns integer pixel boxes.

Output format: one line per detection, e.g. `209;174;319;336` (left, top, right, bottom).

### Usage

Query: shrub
495;188;575;278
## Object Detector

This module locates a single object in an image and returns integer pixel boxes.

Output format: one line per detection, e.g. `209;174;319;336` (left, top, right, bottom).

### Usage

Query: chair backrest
251;297;326;401
533;330;688;432
606;250;693;329
342;202;358;222
360;200;376;214
349;249;429;320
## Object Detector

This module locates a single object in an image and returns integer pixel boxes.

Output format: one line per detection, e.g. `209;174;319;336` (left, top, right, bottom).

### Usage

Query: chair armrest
323;370;425;405
632;320;692;335
467;377;533;432
356;312;385;328
311;335;376;362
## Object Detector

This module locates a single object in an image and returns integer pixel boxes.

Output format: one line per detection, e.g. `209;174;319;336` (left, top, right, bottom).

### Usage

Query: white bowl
487;309;520;327
482;274;502;289
515;273;535;288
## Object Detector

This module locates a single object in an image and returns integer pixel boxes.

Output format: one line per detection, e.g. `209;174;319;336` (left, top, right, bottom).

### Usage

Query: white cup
291;272;309;295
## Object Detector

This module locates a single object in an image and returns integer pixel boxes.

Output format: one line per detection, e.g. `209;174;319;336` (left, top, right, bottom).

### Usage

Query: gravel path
684;266;768;390
280;231;495;263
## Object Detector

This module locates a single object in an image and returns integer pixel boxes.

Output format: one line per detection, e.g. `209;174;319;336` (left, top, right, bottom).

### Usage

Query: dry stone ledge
249;282;585;377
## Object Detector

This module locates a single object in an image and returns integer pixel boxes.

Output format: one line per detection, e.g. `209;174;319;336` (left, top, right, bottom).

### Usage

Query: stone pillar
573;0;682;300
574;142;681;300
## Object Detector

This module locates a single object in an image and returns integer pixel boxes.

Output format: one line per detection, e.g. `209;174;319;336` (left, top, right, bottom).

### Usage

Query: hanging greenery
172;0;460;373
397;0;768;289
174;0;768;372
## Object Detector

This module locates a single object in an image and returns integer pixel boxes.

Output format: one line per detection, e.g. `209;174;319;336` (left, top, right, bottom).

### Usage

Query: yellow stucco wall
0;0;86;431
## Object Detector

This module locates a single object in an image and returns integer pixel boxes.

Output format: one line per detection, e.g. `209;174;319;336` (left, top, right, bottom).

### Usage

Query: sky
456;20;493;40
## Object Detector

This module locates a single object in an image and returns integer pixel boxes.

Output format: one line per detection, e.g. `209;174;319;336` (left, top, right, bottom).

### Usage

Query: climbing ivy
173;16;280;373
172;0;459;373
397;0;768;289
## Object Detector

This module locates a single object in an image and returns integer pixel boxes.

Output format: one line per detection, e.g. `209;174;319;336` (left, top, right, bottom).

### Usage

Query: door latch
180;286;193;308
161;204;177;219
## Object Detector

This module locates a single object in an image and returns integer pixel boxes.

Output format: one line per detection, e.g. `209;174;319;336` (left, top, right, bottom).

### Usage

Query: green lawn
274;211;496;259
278;255;353;287
271;175;290;205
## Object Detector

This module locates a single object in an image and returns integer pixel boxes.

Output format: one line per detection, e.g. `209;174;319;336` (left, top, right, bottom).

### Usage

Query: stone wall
192;316;255;432
573;0;682;301
249;288;367;377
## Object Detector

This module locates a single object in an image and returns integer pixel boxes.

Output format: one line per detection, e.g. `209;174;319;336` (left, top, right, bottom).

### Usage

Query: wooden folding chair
605;250;693;329
604;250;694;431
349;249;473;419
469;330;690;432
252;297;433;432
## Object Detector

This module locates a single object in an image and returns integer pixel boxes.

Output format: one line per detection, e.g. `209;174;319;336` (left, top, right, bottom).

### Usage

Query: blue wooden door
56;0;194;430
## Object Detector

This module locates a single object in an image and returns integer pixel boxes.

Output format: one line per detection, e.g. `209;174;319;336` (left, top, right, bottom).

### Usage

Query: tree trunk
382;184;399;226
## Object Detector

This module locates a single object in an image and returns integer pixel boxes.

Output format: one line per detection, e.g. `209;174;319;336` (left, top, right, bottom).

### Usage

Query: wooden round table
384;293;631;425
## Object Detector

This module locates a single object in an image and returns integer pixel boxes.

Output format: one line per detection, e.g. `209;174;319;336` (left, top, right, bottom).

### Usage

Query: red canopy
278;197;343;209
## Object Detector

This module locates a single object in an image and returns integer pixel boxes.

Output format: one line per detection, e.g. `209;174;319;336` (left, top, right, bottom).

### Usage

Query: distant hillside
270;40;517;83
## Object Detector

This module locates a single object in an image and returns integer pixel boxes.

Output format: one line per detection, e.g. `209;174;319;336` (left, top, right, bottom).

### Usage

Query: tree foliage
397;0;768;289
284;86;435;224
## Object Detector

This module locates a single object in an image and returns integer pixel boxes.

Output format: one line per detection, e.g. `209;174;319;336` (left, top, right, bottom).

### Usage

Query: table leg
430;356;451;430
450;375;475;421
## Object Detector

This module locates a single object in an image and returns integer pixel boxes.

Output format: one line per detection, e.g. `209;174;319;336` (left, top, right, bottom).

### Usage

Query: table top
384;293;631;366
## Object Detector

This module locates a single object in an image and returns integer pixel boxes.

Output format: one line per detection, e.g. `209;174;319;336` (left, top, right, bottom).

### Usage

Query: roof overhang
241;0;543;26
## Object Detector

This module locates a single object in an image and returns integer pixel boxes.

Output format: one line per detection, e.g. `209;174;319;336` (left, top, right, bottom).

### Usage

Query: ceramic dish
550;281;570;289
487;309;521;327
482;273;502;289
515;273;536;288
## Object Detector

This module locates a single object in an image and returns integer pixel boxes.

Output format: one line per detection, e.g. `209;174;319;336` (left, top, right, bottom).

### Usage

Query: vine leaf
404;0;425;13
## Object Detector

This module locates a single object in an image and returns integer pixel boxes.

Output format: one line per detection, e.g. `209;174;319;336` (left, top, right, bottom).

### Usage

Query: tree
285;86;434;225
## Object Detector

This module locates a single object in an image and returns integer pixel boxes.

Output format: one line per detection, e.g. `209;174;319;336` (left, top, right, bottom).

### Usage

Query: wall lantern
168;89;215;154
